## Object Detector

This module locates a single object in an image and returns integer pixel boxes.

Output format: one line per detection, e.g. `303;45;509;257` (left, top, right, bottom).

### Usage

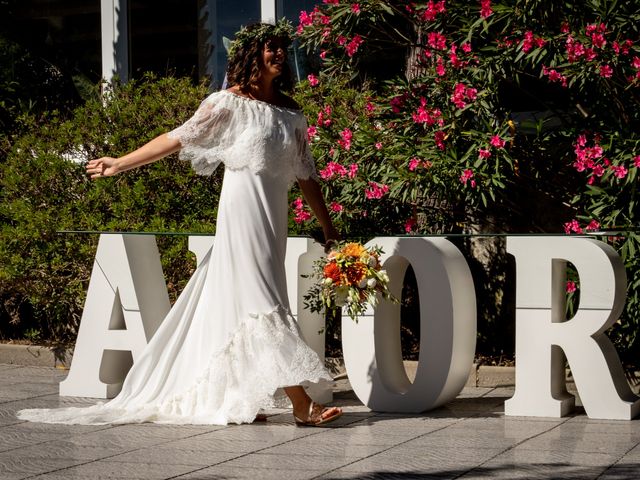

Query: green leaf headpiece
228;19;294;59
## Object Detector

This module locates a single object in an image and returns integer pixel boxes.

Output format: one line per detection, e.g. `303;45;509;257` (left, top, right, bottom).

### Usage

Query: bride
17;21;343;427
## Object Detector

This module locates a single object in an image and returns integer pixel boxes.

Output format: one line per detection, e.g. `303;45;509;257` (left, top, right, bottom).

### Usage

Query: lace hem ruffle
16;305;332;426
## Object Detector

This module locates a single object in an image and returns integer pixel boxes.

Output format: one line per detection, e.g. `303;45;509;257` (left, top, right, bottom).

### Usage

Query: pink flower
307;125;318;141
521;31;545;53
436;59;446;76
451;83;477;109
365;182;389;200
599;64;613;78
390;95;406;113
542;66;568;87
586;220;600;231
317;105;332;127
298;11;314;30
348;163;358;178
320;50;328;60
307;74;319;86
351;3;360;14
330;201;344;213
345;35;364;57
412;97;443;125
460;168;474;185
634;155;640;168
478;148;491;159
610;164;628;179
375;142;383;150
365;102;376;114
566;281;577;293
592;164;604;177
337;128;353;150
480;0;492;18
633;57;640;69
292;197;312;224
324;0;339;4
461;42;472;53
337;35;347;46
563;219;583;234
421;1;446;21
434;131;446;150
490;135;506;148
405;217;417;233
427;32;447;50
320;161;348;180
408;157;421;171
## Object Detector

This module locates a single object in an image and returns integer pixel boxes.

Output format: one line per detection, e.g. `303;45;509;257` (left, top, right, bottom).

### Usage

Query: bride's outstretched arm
86;133;182;179
298;177;340;246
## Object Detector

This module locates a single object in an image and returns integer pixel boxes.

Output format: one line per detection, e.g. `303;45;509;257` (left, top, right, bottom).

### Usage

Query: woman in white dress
18;22;343;427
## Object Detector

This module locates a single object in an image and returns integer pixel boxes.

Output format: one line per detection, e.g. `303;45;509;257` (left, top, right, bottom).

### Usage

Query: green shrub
0;74;222;346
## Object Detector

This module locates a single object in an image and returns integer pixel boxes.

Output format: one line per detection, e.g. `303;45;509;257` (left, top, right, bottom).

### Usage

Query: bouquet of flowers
303;242;397;321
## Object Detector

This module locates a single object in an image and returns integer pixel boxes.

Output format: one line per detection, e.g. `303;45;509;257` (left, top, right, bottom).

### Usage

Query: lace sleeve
168;96;232;176
293;126;318;181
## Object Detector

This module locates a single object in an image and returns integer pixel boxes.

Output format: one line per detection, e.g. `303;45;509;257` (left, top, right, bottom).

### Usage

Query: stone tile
41;460;201;479
516;430;640;454
100;446;239;466
478;448;619;478
336;448;501;476
194;423;318;443
598;462;640;480
0;442;128;462
261;436;388;458
163;435;282;454
319;472;447;480
0;425;64;452
0;457;88;480
178;465;325;479
457;387;494;398
223;451;362;471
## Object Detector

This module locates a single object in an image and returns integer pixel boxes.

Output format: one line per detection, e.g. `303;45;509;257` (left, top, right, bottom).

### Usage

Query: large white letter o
342;237;476;412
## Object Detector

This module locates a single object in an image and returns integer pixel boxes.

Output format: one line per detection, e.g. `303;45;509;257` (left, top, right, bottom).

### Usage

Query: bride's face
260;38;287;80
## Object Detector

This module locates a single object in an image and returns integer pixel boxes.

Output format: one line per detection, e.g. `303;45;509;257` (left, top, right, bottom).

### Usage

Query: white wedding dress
17;90;332;425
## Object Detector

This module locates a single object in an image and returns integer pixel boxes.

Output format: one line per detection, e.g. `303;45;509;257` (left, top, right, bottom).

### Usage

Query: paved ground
1;364;639;479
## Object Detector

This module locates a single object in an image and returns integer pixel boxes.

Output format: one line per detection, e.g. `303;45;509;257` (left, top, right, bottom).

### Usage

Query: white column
261;0;277;23
101;0;129;82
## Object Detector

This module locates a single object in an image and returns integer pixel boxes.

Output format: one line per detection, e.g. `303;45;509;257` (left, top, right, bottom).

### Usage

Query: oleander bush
291;0;640;365
0;74;221;347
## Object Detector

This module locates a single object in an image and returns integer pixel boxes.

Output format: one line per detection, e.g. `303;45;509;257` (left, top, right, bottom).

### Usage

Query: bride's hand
86;157;120;179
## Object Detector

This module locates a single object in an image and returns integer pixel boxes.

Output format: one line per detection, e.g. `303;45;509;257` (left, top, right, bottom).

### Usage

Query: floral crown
228;19;294;58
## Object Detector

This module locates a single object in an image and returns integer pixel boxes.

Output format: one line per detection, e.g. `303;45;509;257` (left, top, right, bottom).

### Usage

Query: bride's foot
293;401;342;427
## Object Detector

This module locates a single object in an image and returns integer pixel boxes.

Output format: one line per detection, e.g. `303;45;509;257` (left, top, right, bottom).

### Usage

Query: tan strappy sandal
293;401;342;427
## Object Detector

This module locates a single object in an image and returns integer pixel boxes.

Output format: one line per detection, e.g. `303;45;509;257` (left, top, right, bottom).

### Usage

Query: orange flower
345;262;367;285
342;242;366;258
323;261;341;283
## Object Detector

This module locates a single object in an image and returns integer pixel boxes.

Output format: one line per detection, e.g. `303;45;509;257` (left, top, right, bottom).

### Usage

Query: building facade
8;0;318;89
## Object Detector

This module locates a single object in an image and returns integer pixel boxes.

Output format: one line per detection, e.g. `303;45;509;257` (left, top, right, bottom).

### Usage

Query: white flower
367;278;377;288
368;256;377;267
323;277;334;286
358;278;368;288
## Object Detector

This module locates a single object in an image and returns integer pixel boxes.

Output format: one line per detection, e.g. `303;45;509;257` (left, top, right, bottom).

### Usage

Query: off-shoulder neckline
221;89;303;113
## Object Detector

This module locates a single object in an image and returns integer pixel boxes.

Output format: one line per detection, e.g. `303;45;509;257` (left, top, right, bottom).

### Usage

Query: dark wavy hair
226;23;295;93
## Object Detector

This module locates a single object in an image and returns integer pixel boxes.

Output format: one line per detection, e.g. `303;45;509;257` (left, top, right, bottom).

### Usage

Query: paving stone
476;448;619;478
516;430;640;454
598;462;640;480
177;465;326;479
335;447;502;476
0;456;89;480
260;435;389;458
99;446;239;466
319;471;447;480
40;460;202;479
222;451;363;471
